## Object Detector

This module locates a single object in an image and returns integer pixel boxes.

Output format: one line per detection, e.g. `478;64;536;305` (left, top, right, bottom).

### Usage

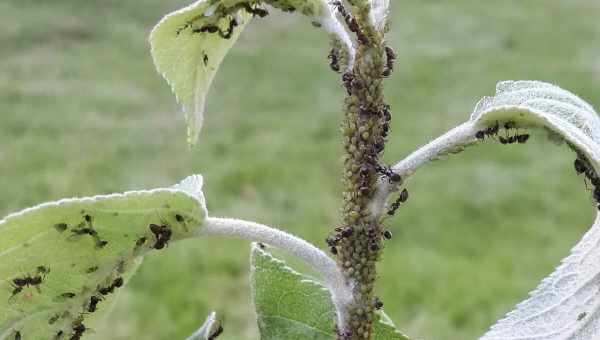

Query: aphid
113;277;124;288
330;246;338;255
70;319;86;340
578;311;587;321
326;236;339;247
98;277;123;295
241;3;269;17
369;243;380;252
517;134;530;143
70;227;97;237
49;313;61;324
88;295;102;313
383;230;392;240
84;214;93;224
203;54;209;66
486;121;499;136
373;297;384;310
175;214;185;222
382;46;396;77
98;286;113;296
193;25;217;33
37;265;50;275
328;48;340;73
13;331;21;340
86;266;99;274
54;223;68;233
257;242;266;249
499;134;529;144
95;239;108;249
475;130;485;140
218;18;238;39
59;292;76;299
387;189;409;216
342;72;354;95
54;330;64;340
399;189;409;203
341;227;353;238
135;237;147;247
575;159;587;174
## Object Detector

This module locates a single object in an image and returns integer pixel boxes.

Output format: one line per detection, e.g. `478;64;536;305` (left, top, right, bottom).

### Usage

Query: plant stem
332;3;389;338
198;216;353;326
371;122;478;218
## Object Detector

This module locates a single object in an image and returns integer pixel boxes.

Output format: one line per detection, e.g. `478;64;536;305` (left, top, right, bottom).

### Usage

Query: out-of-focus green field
1;0;599;339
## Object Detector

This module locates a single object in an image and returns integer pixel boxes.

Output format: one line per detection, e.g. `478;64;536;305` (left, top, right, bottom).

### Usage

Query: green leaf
150;0;351;147
0;175;206;339
250;244;410;340
150;0;252;147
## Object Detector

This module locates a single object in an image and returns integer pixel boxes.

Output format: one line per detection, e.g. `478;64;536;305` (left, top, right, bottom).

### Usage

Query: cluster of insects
574;156;600;210
192;18;238;39
98;276;124;296
54;214;109;250
331;1;369;45
475;121;530;145
177;2;270;41
326;226;354;255
387;188;409;216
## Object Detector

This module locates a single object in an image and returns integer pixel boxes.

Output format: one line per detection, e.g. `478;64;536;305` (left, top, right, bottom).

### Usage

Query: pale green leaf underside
150;0;350;147
250;244;409;340
467;81;600;340
0;175;206;339
150;0;252;146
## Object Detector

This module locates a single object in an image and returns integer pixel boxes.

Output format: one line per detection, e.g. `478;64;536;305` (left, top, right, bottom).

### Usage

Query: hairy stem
198;216;353;326
371;122;478;218
332;3;390;339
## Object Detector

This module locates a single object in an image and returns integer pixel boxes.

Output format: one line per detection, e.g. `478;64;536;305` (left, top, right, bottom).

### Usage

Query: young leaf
250;244;409;339
150;0;353;146
150;0;252;147
0;175;206;339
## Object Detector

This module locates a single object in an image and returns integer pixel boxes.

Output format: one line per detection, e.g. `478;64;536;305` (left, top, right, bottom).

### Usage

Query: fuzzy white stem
371;122;478;217
197;216;353;328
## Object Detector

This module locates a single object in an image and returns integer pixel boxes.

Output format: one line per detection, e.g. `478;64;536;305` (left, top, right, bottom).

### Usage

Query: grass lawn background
1;0;599;339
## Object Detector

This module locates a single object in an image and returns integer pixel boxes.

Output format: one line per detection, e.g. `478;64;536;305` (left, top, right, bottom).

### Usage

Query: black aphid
54;223;68;233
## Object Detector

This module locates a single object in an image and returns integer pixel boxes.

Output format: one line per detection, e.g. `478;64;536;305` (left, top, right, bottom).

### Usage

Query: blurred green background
1;0;599;339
